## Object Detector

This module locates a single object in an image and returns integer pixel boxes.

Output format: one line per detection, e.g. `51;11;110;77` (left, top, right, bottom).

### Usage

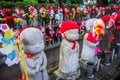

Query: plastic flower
29;13;35;19
39;7;46;18
94;47;101;53
39;7;45;13
93;20;104;37
14;18;22;23
83;8;88;16
29;6;35;13
0;9;5;16
76;7;80;13
57;6;62;12
15;8;19;14
65;8;69;16
41;12;46;18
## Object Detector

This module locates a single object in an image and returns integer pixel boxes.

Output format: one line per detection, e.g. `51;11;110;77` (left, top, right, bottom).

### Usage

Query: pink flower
0;9;5;16
39;7;45;13
94;47;101;53
58;6;62;12
29;6;35;13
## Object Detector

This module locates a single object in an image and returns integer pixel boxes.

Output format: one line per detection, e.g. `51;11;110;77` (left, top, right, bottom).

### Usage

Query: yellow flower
41;12;46;18
14;18;22;23
29;13;35;19
0;18;6;21
94;22;104;37
71;13;75;19
14;18;19;23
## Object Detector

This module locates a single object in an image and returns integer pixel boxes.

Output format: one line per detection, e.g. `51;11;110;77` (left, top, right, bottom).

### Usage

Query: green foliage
23;0;38;3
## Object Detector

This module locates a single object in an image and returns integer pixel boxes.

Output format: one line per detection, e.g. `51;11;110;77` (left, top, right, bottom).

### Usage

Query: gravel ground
48;57;120;80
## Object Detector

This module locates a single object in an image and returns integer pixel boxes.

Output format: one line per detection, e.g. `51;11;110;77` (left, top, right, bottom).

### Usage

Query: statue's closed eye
23;39;31;45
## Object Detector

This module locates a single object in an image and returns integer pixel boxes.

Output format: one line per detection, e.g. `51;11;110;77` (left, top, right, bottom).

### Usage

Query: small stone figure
19;27;49;80
54;20;81;80
28;6;37;27
32;15;38;27
19;8;27;28
21;16;27;28
55;7;63;25
80;18;105;78
64;8;69;20
80;15;113;68
49;7;55;25
80;18;100;68
39;7;47;26
76;7;81;21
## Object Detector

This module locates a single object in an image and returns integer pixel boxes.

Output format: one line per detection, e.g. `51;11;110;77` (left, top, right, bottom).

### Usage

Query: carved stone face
20;28;44;54
86;18;97;33
64;29;79;41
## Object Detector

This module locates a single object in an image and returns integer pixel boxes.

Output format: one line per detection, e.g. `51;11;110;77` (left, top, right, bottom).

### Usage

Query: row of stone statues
18;12;118;80
1;11;119;80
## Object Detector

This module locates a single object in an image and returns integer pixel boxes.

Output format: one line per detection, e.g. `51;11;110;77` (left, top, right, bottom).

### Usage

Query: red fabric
77;20;82;26
116;14;120;30
101;15;110;23
24;52;36;58
86;33;99;43
72;41;76;50
47;37;52;41
16;26;34;39
110;34;114;42
55;31;61;37
64;34;76;50
18;74;26;80
60;20;79;33
43;33;49;39
65;8;69;16
39;26;44;30
50;30;55;37
117;14;120;20
116;25;120;30
18;78;22;80
50;7;54;12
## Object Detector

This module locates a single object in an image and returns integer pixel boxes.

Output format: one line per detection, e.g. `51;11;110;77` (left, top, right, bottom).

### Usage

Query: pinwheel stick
112;48;115;61
17;39;29;80
96;58;101;72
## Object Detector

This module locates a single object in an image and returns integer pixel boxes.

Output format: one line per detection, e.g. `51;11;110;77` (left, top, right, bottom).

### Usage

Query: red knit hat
101;15;110;23
16;26;34;39
60;20;79;33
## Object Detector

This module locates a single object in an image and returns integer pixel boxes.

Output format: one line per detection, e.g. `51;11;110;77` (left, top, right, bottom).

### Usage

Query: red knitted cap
117;14;120;20
101;15;110;23
60;20;79;33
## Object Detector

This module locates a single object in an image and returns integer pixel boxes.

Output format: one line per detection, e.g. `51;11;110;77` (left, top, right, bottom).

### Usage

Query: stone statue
19;27;49;80
54;20;81;80
80;18;107;78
